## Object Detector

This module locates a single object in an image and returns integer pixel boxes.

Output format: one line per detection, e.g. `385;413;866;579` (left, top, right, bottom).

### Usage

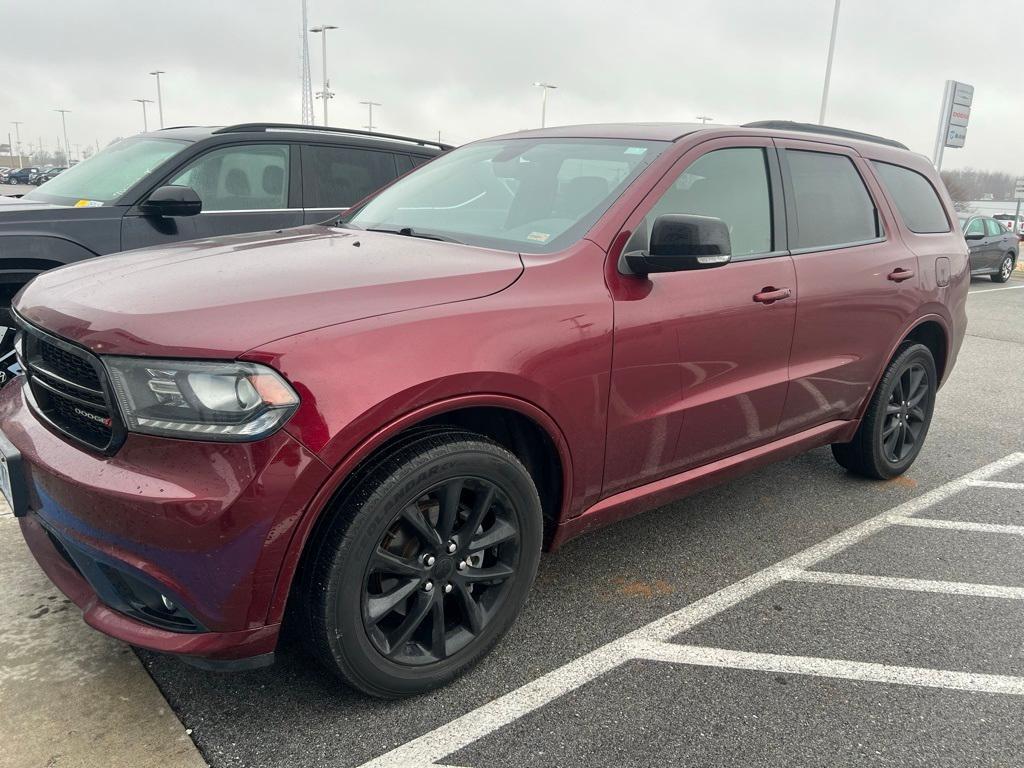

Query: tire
303;429;543;697
831;342;937;479
992;253;1015;283
0;292;21;388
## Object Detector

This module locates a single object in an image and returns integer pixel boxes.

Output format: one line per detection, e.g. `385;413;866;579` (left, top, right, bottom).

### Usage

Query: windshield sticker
624;147;648;155
527;231;551;243
73;199;103;208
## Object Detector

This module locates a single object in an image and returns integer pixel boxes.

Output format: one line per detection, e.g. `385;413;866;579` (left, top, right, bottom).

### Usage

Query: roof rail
741;120;908;150
211;123;453;150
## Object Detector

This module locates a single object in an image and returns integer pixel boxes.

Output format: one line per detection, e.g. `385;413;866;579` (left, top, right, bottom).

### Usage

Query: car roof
141;124;449;154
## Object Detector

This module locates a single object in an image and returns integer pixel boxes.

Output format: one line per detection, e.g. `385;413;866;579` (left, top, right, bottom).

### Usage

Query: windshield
25;136;188;206
344;138;669;253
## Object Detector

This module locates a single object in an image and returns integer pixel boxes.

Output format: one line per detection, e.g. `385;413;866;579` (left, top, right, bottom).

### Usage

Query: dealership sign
933;80;974;165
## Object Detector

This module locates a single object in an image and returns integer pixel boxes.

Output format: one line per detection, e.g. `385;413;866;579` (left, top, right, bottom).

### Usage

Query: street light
818;0;841;124
532;82;557;128
54;109;71;166
150;70;166;128
310;25;338;125
360;101;381;132
132;99;154;132
11;122;23;168
695;115;713;125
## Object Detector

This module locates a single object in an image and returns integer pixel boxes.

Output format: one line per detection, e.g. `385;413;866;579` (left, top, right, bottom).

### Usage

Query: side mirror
623;214;732;278
964;231;984;241
140;185;202;217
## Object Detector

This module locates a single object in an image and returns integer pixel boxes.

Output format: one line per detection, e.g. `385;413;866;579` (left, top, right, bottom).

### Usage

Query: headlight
104;357;299;442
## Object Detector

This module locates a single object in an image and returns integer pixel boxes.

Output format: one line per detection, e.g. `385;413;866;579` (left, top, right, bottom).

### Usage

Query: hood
0;195;70;212
16;226;523;357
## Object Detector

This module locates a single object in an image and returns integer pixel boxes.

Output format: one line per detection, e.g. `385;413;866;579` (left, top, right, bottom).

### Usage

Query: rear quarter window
871;161;950;234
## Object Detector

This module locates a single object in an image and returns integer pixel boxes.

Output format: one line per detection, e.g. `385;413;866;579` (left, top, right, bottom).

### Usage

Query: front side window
23;137;188;205
787;150;880;250
170;144;289;212
985;218;1004;237
871;161;949;234
627;147;773;257
964;218;984;237
303;145;397;208
345;138;669;253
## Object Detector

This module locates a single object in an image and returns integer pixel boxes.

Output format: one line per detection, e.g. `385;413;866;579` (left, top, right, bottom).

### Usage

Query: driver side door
602;137;797;496
121;143;303;251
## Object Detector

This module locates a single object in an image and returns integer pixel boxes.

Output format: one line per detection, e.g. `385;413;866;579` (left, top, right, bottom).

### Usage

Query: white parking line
969;480;1024;491
634;642;1024;697
793;570;1024;600
968;284;1024;295
357;452;1024;768
894;517;1024;536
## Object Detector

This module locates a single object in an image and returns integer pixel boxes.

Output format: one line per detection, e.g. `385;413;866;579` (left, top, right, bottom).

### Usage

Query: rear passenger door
983;218;1011;272
122;143;303;250
300;144;399;223
775;139;918;436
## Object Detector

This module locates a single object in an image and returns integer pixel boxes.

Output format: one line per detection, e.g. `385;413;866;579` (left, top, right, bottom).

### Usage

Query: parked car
31;167;66;185
0;167;11;181
959;214;1018;282
5;166;40;185
0;123;450;384
0;120;968;697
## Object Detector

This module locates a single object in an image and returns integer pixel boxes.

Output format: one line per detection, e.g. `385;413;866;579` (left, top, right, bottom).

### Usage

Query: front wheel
992;254;1015;283
303;430;543;697
832;342;936;479
0;299;21;387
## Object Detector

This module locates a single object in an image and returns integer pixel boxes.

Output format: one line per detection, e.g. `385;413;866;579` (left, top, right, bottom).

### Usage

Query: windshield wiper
367;226;462;244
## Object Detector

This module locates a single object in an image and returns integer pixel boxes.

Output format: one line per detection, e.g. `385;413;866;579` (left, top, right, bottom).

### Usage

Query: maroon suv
0;121;968;696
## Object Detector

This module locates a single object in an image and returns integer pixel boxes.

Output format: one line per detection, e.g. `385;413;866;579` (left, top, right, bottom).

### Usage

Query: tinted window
170;144;289;211
395;155;415;174
871;161;949;234
629;147;773;257
787;150;879;249
985;218;1005;237
303;145;397;208
964;218;984;237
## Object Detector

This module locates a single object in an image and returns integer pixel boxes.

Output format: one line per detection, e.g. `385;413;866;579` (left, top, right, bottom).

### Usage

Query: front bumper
1;378;330;663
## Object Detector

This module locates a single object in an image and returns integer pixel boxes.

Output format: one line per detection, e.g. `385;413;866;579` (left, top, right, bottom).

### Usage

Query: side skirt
549;419;856;549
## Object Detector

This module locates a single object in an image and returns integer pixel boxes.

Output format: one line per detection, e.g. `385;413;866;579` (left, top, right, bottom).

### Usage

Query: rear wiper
367;226;462;244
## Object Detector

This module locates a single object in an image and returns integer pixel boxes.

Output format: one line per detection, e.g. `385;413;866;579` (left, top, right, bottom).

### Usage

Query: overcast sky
3;0;1020;172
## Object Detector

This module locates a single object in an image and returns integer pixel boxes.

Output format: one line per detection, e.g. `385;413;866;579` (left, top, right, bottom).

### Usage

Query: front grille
19;322;123;453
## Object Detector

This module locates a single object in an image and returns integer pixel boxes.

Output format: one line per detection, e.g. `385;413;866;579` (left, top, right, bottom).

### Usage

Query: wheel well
904;321;947;382
418;407;564;541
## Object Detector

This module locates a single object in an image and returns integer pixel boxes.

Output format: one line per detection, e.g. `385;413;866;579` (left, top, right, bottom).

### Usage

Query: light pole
310;25;338;125
695;115;713;125
818;0;841;124
533;82;557;128
360;101;381;132
133;99;154;132
150;70;166;128
54;109;71;167
11;122;23;168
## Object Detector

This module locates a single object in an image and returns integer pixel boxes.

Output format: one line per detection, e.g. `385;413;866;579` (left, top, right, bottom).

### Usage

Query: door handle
887;267;915;282
752;287;792;304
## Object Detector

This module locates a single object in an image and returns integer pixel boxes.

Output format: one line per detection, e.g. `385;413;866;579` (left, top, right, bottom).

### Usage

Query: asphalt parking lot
134;275;1024;768
1;184;35;196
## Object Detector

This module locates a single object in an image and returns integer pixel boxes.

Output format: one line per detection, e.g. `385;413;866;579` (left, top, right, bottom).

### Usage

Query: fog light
160;595;177;612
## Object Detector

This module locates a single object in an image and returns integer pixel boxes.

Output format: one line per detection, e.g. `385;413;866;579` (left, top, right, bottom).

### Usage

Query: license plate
0;430;27;517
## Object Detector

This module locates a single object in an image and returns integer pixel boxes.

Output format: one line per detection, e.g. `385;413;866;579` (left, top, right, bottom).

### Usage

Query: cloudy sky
3;0;1020;172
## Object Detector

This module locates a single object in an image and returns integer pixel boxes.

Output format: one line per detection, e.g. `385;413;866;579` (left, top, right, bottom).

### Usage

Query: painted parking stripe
634;642;1024;697
968;284;1024;294
894;517;1024;536
793;570;1024;600
356;452;1024;768
969;480;1024;490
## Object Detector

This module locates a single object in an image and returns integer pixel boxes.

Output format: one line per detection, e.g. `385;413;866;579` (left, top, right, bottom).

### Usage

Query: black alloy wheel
303;429;542;697
831;342;936;479
363;475;520;665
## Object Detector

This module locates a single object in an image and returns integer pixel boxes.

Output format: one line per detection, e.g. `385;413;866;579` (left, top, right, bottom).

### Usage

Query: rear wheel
303;430;542;697
992;253;1015;283
831;342;936;479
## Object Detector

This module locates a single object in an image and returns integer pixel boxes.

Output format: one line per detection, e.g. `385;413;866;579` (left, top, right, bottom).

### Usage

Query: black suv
0;123;450;381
